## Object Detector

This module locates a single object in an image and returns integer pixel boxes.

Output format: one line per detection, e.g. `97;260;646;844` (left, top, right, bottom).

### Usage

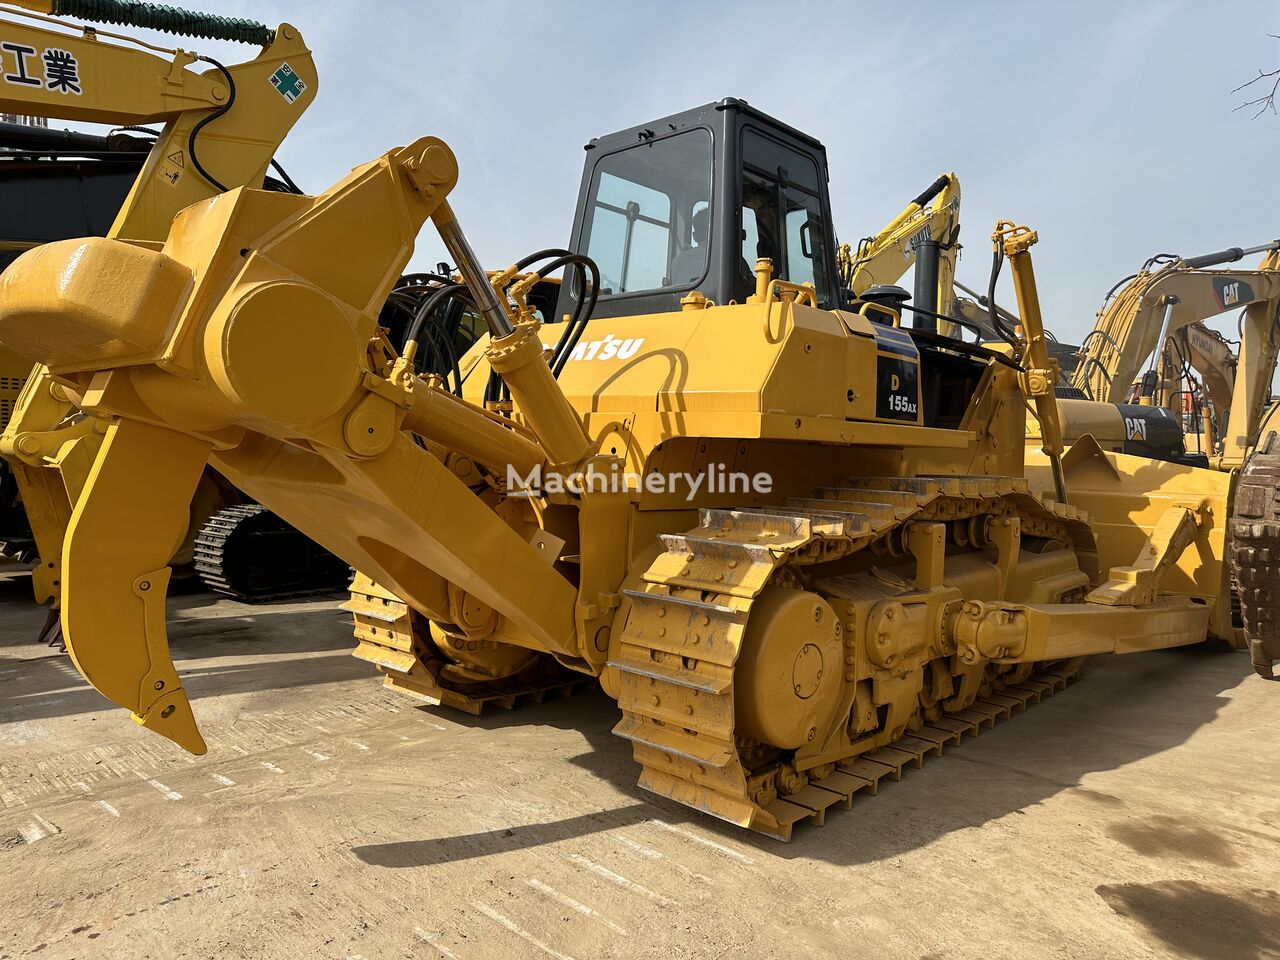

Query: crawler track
344;577;588;714
194;504;352;603
613;475;1092;839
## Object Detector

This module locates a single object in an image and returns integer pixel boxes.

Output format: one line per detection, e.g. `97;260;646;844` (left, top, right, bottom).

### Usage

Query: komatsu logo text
566;334;644;362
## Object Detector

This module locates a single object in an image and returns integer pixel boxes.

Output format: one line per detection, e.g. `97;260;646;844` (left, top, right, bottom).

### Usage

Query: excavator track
344;577;588;714
612;475;1092;840
194;503;352;603
1229;430;1280;679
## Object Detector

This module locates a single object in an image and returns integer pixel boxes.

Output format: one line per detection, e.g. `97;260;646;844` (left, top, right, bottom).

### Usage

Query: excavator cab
561;97;842;319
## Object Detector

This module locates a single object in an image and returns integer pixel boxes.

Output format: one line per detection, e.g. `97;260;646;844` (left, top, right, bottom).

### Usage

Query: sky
37;0;1280;344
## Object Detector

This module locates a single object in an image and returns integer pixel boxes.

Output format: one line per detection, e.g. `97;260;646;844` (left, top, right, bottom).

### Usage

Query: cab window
582;129;713;296
740;128;828;302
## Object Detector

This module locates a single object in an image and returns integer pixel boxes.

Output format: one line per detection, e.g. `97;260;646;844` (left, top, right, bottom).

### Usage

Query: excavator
1056;242;1280;468
3;89;1274;840
1146;321;1237;462
837;172;961;334
0;0;349;621
1049;241;1280;682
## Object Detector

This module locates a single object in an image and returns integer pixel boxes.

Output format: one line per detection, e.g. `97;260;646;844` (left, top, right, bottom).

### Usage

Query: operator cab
561;98;842;319
559;98;988;433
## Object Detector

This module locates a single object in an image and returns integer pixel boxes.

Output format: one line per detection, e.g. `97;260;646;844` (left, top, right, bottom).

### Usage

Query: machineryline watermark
506;462;774;500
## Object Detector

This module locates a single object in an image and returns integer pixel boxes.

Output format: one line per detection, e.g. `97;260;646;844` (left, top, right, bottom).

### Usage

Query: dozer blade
62;418;213;754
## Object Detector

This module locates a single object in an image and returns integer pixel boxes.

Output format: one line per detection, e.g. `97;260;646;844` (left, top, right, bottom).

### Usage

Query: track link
1230;430;1280;679
612;475;1091;840
194;503;352;603
344;576;588;714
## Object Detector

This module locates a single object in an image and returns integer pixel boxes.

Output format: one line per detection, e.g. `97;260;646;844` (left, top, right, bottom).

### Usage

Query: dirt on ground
0;566;1278;960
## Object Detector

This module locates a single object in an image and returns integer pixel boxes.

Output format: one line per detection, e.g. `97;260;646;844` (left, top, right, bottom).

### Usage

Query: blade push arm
994;220;1068;502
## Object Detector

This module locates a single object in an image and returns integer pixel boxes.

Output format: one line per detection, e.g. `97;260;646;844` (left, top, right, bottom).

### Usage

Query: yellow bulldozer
1;89;1275;841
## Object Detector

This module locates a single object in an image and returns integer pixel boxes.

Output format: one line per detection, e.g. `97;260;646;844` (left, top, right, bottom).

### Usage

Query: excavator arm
839;172;961;330
1165;322;1236;414
1070;244;1280;466
1220;255;1280;468
1071;245;1280;399
0;0;315;242
0;0;316;623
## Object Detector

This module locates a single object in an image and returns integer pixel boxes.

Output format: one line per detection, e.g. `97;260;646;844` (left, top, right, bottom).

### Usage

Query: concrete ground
0;565;1277;960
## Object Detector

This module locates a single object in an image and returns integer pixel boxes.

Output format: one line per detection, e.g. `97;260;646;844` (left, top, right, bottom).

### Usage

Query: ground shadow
1096;879;1280;960
352;642;1255;869
0;600;361;724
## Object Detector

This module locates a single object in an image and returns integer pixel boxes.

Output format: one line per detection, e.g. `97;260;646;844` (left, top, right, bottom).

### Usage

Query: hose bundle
51;0;274;45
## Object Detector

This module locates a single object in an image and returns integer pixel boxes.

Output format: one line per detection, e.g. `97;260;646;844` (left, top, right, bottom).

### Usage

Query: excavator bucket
62;418;213;753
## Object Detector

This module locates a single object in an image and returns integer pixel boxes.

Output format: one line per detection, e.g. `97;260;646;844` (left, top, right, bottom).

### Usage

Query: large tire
1229;430;1280;679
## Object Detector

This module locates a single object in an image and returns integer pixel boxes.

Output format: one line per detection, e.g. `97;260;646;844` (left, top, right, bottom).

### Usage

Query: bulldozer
0;94;1273;841
0;0;351;619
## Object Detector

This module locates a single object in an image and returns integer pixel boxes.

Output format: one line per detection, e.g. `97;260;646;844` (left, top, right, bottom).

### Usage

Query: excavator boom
1069;242;1280;466
839;172;961;330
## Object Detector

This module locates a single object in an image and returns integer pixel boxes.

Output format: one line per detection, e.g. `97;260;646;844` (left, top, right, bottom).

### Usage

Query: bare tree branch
1234;34;1280;118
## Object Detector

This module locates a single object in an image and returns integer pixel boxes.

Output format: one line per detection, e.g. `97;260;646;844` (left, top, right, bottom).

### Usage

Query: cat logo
1125;416;1147;441
1213;276;1254;310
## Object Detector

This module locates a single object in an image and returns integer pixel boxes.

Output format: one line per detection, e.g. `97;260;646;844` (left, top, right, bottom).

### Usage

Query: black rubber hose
403;282;463;347
405;284;476;394
188;55;234;191
894;301;982;341
269;159;302;195
910;174;951;209
985;248;1021;351
397;273;455;289
1099;272;1138;308
512;247;577;272
50;0;274;45
539;254;600;376
385;289;463;395
498;248;601;377
544;261;590;358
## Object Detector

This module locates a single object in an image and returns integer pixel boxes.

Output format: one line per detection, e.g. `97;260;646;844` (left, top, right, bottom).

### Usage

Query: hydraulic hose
188;54;234;191
401;282;474;396
909;173;951;209
502;248;601;378
985;248;1021;352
